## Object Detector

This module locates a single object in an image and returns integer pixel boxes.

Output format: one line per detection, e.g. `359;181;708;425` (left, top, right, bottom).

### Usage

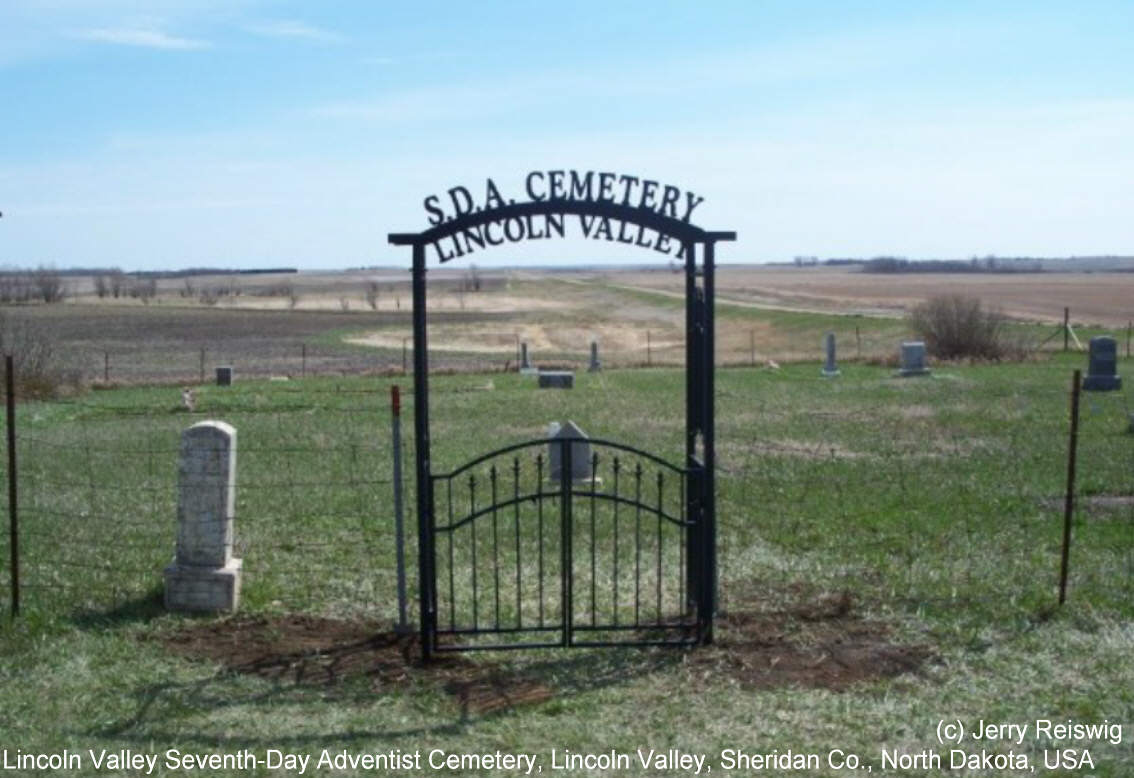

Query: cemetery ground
1;349;1133;775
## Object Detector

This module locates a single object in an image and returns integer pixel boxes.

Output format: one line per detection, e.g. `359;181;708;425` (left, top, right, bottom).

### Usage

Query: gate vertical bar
6;355;19;619
411;242;434;660
560;437;573;646
701;240;717;644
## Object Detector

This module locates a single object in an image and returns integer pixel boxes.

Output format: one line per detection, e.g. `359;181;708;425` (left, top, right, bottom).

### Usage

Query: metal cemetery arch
389;184;735;660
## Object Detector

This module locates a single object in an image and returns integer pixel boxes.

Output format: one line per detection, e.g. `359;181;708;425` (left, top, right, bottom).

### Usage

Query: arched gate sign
389;170;735;659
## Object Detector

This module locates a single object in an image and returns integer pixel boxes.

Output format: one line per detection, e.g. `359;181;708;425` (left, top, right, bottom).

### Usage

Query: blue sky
1;1;1132;270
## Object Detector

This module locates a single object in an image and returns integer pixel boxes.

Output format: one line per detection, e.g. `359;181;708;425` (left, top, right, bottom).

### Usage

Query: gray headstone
1083;336;1121;391
547;420;593;482
520;342;531;369
164;421;242;611
216;366;233;386
588;341;601;372
898;341;930;377
822;332;840;377
538;370;574;389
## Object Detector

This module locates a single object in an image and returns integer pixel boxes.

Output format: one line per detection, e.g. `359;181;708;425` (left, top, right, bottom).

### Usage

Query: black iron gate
427;437;710;651
389;184;734;659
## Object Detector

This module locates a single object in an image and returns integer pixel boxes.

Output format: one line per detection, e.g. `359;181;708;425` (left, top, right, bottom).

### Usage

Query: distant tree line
860;256;1044;274
0;267;68;303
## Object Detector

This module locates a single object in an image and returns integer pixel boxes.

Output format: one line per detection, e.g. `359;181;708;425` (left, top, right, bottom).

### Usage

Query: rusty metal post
6;355;19;618
1059;369;1081;605
391;385;409;633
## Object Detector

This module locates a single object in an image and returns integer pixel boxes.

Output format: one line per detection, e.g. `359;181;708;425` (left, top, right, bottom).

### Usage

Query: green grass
1;353;1133;776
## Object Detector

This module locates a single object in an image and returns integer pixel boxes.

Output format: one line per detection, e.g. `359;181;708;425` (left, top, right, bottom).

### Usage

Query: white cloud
72;26;209;49
247;20;342;43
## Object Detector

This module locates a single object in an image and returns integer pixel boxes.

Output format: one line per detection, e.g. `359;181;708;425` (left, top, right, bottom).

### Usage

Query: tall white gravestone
164;421;243;611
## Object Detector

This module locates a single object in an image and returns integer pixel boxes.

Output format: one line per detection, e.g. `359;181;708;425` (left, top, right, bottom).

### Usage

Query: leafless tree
33;266;66;303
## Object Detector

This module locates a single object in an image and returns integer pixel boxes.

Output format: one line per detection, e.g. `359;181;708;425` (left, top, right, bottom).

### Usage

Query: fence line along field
1;266;1133;776
6;266;1131;386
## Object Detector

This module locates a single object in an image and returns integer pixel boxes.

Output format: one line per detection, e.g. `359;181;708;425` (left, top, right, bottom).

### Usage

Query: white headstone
164;421;242;611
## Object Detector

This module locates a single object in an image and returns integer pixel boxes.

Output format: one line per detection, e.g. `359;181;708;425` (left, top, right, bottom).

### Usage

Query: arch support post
411;241;435;662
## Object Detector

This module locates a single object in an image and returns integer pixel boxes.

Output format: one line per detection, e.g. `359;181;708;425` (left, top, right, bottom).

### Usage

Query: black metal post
103;351;109;383
199;347;205;383
301;343;306;378
411;242;434;660
561;438;573;647
701;240;717;643
1059;369;1081;606
683;241;703;627
6;355;19;618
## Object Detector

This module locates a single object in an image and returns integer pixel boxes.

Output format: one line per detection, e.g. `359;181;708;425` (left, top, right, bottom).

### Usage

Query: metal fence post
1059;369;1081;606
5;355;19;618
199;347;206;383
391;385;409;633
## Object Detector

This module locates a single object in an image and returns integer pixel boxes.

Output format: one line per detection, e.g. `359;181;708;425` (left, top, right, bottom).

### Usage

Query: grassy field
1;339;1132;775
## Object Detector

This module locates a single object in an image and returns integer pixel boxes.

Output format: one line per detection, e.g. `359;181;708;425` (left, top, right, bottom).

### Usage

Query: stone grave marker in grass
164;420;243;612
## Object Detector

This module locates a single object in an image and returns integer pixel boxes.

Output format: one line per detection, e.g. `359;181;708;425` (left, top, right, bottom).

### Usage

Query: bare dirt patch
157;590;930;712
698;591;932;691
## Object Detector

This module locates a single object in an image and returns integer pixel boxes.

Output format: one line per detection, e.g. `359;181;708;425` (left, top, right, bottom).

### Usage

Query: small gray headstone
1083;336;1121;391
520;342;531;369
164;421;242;612
588;341;601;372
538;371;574;389
216;366;233;386
821;332;840;377
547;420;593;482
898;341;930;377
